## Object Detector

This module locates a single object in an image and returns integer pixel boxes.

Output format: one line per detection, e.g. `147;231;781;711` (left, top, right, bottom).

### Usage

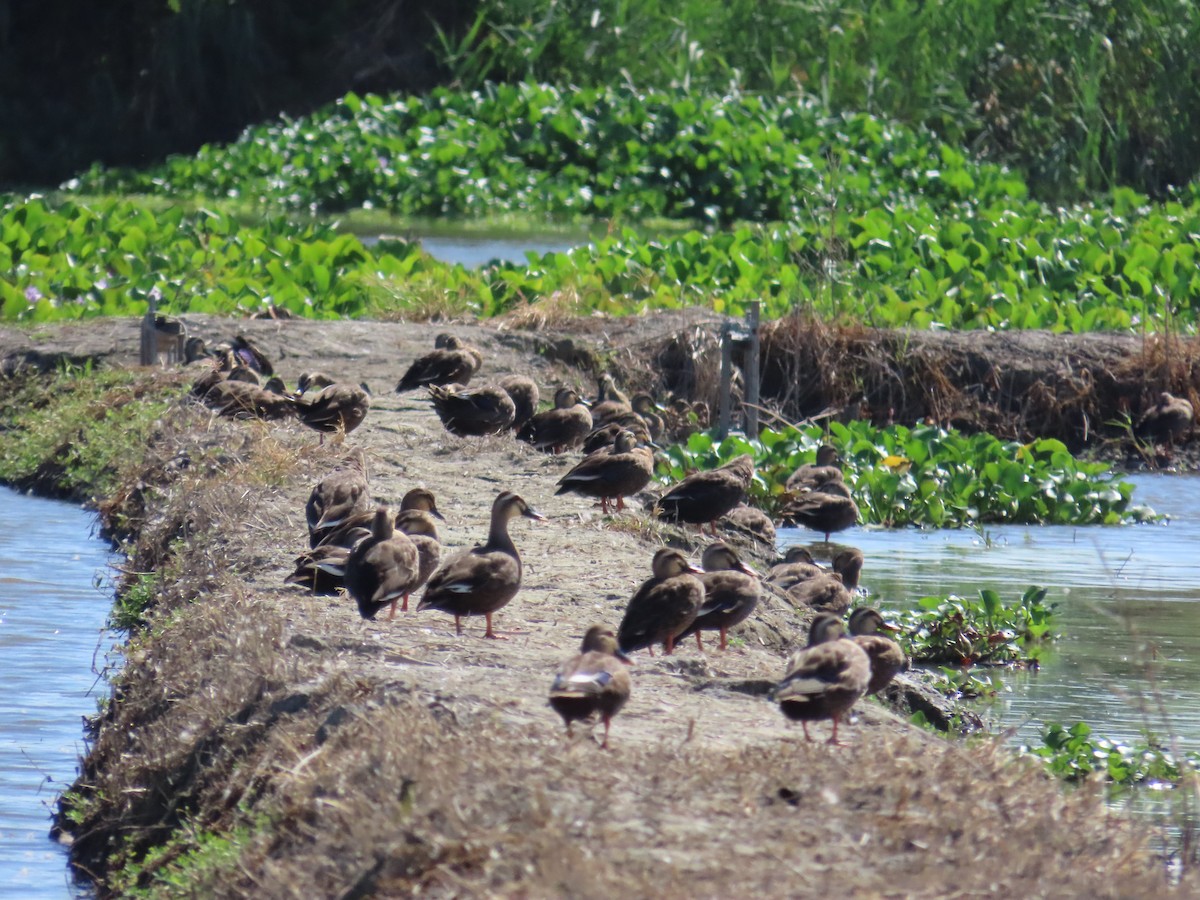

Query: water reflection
0;488;110;898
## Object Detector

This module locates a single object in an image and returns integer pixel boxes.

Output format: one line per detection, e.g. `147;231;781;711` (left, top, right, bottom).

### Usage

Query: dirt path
6;315;1190;896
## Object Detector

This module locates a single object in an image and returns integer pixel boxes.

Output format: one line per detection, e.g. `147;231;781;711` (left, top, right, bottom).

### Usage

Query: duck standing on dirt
1136;390;1194;451
306;449;371;545
344;506;421;621
775;613;870;744
293;382;371;442
428;383;516;436
549;625;632;749
396;334;483;392
655;454;755;536
555;429;654;513
417;491;543;639
394;500;444;602
847;607;907;696
675;541;761;651
518;386;593;452
617;548;704;657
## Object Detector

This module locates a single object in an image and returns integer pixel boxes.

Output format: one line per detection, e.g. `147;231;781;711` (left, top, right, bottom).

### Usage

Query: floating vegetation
1022;722;1200;787
657;422;1154;528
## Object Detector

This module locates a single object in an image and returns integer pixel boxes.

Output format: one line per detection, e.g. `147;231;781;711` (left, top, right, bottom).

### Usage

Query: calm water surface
780;473;1200;818
364;233;583;268
0;488;110;898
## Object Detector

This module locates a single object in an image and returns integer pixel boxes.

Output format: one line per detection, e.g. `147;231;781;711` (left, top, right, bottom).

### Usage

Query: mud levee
1;315;1189;896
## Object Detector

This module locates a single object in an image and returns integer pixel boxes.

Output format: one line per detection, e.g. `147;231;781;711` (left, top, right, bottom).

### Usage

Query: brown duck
344;507;421;621
313;486;442;550
582;419;652;454
720;503;776;548
519;387;593;452
396;334;483;392
616;548;704;656
306;449;371;543
781;480;859;542
555;429;654;513
1136;391;1194;449
655;454;755;535
294;382;371;441
785;444;845;493
676;541;761;651
549;625;633;749
498;375;540;431
847;607;907;696
417;491;543;638
394;505;442;602
775;613;870;744
428;383;516;436
589;373;632;423
284;543;355;596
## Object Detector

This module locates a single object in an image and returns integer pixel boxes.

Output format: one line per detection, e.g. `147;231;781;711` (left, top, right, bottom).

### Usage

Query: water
0;488;111;898
780;473;1200;818
364;232;583;268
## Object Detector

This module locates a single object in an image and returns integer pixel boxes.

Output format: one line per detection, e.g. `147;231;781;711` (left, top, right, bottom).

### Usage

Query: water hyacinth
656;420;1154;528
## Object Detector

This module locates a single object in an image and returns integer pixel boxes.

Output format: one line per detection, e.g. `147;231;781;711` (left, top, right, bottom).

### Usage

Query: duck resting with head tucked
549;625;632;749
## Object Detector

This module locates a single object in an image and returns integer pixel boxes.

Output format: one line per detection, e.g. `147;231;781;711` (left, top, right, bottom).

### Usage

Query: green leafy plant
892;586;1057;666
1022;722;1200;786
656;421;1153;528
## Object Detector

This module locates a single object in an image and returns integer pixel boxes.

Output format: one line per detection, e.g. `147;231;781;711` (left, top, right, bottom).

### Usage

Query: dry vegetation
2;314;1193;896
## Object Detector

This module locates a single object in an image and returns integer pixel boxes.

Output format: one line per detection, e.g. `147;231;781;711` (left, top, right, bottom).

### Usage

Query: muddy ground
4;314;1197;896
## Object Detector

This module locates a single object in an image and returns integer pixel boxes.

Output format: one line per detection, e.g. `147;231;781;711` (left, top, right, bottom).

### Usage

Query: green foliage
1022;722;1200;786
111;573;160;633
656;421;1153;528
893;586;1057;666
69;82;1026;225
109;816;261;898
0;365;180;501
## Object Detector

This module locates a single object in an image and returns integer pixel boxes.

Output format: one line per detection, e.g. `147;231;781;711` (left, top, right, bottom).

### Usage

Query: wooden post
718;324;733;439
140;295;158;366
744;301;761;436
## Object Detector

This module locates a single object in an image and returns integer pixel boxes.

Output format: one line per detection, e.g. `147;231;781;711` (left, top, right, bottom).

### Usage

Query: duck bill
429;508;447;521
614;648;634;664
523;506;547;521
737;561;760;579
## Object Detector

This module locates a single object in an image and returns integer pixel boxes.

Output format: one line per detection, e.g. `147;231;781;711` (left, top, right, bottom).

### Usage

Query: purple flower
149;286;163;302
24;286;41;303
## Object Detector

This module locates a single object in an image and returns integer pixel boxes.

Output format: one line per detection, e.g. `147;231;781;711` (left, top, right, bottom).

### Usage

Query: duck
394;501;443;596
396;334;483;392
847;607;907;696
780;480;859;542
518;387;593;453
498;375;540;431
417;491;543;638
589;373;632;423
775;613;870;744
202;379;295;420
785;571;853;616
555;429;654;513
720;503;776;548
616;548;704;657
766;545;823;588
655;454;755;535
428;383;516;436
313;486;442;550
306;449;371;543
296;371;338;395
343;506;421;620
1136;391;1194;449
548;625;633;750
284;544;354;596
293;382;371;441
581;419;652;454
785;444;845;493
675;542;761;651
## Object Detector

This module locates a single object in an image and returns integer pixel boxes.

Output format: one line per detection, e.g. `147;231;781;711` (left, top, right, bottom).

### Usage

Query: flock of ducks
188;331;914;748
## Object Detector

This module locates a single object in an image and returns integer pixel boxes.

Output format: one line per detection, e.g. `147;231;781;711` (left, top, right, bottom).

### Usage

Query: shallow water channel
780;473;1200;828
0;488;110;898
364;231;583;268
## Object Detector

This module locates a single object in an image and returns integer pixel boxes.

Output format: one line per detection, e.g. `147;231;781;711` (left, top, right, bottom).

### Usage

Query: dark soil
3;314;1195;896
